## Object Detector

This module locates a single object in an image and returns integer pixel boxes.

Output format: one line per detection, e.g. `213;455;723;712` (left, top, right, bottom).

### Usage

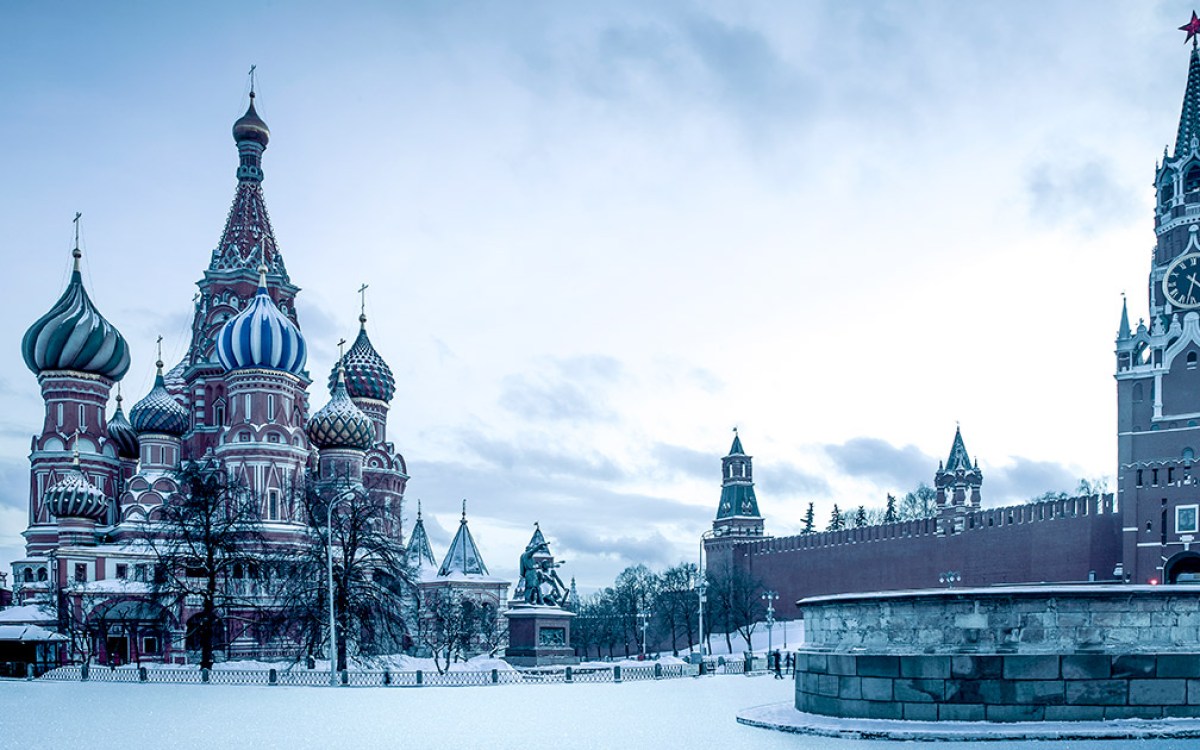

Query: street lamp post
637;611;651;656
327;491;355;686
761;591;778;655
698;530;714;657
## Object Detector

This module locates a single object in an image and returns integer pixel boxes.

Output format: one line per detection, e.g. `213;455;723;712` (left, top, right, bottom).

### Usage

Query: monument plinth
503;604;577;666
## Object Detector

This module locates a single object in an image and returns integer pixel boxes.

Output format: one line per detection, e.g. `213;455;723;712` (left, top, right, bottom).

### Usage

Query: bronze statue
519;541;551;604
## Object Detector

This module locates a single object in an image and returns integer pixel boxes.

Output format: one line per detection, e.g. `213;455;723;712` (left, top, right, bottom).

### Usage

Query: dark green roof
1178;47;1200;156
728;434;745;456
716;483;760;519
945;427;973;472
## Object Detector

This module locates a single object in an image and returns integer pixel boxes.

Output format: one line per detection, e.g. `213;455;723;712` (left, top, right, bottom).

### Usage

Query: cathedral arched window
1186;164;1200;194
37;568;47;582
22;568;33;583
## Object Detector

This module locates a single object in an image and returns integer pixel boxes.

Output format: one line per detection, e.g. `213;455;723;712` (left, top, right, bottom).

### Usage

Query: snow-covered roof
0;604;56;624
437;507;489;577
0;624;66;642
406;512;437;572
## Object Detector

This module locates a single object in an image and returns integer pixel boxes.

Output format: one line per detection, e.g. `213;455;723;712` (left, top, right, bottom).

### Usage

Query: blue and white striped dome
130;361;189;437
215;266;306;375
22;247;130;381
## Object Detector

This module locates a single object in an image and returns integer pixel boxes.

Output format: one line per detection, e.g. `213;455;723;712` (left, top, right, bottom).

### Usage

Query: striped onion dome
215;265;306;375
22;246;130;380
327;314;395;402
45;453;107;521
107;391;140;459
307;361;374;450
130;359;189;436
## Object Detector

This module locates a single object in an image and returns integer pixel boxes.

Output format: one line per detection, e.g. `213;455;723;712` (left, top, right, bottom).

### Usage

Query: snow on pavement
0;675;1195;750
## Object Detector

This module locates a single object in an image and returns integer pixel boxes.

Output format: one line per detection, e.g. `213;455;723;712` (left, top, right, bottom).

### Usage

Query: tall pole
762;591;778;655
698;530;713;657
327;491;353;686
327;497;338;686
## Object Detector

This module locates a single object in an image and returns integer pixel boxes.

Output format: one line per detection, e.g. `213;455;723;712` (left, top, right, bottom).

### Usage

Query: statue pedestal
503;605;577;667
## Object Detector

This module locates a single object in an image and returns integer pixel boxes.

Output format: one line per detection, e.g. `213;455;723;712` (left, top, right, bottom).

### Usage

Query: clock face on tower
1164;253;1200;309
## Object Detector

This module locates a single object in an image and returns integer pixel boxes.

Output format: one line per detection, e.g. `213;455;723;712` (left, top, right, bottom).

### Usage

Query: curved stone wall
795;585;1200;722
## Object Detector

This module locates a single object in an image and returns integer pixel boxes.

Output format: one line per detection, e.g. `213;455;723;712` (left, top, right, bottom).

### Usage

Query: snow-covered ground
0;675;1194;750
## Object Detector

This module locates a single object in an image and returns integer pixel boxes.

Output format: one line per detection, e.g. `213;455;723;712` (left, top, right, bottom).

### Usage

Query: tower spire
1118;293;1132;340
1175;15;1200;155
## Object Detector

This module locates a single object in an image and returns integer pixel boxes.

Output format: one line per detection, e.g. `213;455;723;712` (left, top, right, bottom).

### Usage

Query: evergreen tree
827;504;844;531
854;505;867;527
884;494;898;523
802;502;815;533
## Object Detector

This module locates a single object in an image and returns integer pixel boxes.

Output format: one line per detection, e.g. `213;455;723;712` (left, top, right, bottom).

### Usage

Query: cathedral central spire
206;78;289;284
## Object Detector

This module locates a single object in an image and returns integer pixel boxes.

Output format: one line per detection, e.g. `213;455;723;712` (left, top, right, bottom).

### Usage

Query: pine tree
827;504;844;531
802;502;815;533
884;493;898;523
854;505;867;527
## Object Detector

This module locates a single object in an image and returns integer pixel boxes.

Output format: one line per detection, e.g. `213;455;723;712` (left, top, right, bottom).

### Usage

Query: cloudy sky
0;1;1192;592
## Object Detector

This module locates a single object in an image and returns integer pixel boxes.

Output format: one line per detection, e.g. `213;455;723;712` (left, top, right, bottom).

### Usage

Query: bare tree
614;564;659;655
274;473;416;670
141;461;264;670
654;563;697;655
708;563;764;652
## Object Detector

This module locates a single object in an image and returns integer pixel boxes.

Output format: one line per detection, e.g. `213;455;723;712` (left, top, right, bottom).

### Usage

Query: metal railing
36;660;714;688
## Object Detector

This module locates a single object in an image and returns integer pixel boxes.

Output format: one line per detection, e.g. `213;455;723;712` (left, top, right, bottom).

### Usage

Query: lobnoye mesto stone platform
795;586;1200;722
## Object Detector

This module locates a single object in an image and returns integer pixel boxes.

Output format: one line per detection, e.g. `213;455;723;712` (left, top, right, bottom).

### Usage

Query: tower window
267;394;276;422
1190;352;1198;370
267;489;280;520
1133;383;1144;402
244;394;252;422
1186;164;1200;193
214;404;225;427
1153;468;1159;486
74;564;86;583
1137;469;1144;486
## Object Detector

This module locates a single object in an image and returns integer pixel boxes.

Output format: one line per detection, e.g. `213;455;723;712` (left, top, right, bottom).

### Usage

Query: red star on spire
1181;11;1200;46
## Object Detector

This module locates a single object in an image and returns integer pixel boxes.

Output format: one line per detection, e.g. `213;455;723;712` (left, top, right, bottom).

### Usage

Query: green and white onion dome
22;247;130;380
129;360;189;436
215;265;306;375
328;314;395;403
107;391;140;459
45;455;107;521
307;361;374;450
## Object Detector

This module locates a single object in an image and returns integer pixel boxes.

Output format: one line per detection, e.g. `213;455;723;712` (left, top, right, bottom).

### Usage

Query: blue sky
0;1;1193;591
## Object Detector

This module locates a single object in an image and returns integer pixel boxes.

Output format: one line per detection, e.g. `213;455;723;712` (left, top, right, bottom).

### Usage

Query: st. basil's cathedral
6;90;432;663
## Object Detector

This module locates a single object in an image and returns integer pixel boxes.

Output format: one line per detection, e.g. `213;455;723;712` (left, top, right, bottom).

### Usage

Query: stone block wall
794;651;1200;722
802;586;1200;654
